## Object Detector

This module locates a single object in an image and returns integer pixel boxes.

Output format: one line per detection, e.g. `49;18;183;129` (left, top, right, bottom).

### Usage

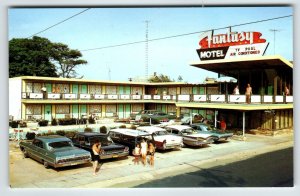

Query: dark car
190;123;234;142
72;132;129;160
108;128;155;153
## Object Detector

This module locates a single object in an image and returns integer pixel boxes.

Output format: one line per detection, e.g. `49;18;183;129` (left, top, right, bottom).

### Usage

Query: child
133;143;141;165
148;142;155;166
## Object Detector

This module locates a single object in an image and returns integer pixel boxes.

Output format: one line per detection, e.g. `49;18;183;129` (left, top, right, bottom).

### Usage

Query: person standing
220;119;227;132
148;142;155;166
92;140;101;176
233;85;240;95
133;143;141;165
245;83;252;104
140;139;148;166
285;86;290;96
41;86;47;99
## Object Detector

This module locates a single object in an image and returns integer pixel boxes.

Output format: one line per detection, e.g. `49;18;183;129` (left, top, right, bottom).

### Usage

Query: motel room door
44;105;52;121
72;84;79;94
118;104;124;119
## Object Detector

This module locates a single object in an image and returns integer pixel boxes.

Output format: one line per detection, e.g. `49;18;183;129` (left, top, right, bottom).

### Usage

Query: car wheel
22;149;28;158
43;160;50;169
162;141;167;150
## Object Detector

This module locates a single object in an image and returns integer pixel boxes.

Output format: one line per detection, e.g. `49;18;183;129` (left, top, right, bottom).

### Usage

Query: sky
8;7;293;83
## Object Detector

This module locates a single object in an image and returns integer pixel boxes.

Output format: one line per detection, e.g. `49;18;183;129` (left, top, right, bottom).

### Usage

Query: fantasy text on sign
196;31;269;61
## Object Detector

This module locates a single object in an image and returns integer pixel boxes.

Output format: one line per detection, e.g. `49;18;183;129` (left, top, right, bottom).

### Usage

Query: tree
52;43;87;78
178;75;183;82
9;36;58;77
9;36;87;78
148;73;174;83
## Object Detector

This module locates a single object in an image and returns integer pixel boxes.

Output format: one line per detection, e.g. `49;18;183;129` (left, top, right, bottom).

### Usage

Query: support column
214;110;218;128
176;106;180;118
243;111;246;140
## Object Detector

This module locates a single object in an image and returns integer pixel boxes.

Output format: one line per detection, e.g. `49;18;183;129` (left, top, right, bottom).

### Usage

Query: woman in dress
140;139;148;165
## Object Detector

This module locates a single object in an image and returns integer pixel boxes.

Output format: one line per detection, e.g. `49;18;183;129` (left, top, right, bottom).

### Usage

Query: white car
165;125;214;147
136;126;183;150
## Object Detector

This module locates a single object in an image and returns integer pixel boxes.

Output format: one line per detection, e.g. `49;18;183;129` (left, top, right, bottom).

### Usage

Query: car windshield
182;128;197;135
200;125;217;132
89;136;113;146
48;141;73;149
155;130;169;135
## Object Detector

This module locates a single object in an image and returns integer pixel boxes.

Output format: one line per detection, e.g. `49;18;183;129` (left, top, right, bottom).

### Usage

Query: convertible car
190;123;234;142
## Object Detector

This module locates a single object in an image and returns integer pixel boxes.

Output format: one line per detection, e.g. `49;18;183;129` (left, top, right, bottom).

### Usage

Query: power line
270;29;281;55
27;8;91;38
80;14;292;52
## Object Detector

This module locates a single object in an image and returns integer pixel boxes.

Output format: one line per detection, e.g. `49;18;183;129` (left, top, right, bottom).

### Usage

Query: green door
81;85;88;93
200;87;205;95
72;105;79;119
192;87;198;94
44;105;52;121
72;84;79;94
118;86;124;94
161;105;166;113
118;104;124;119
125;86;131;95
45;84;52;93
125;104;131;118
80;105;87;117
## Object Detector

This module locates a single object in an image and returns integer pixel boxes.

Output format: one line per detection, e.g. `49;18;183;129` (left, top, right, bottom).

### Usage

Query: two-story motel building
8;31;293;133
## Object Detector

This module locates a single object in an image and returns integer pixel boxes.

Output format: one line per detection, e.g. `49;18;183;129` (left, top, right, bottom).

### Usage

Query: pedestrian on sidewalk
133;143;141;165
245;83;252;104
92;140;102;176
148;142;155;166
140;139;148;166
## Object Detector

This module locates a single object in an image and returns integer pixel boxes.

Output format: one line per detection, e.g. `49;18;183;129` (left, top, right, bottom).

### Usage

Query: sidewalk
13;133;293;188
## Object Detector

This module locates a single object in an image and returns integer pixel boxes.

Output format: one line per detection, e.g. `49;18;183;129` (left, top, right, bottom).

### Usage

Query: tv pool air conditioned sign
196;31;269;61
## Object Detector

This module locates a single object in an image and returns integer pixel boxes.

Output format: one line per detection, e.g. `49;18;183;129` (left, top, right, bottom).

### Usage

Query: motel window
180;87;191;95
26;105;42;115
89;85;102;94
55;105;70;114
132;104;143;112
106;86;117;94
89;105;102;113
26;82;43;93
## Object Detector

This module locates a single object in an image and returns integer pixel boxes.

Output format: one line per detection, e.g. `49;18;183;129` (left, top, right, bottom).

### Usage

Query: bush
51;118;58;126
88;116;95;124
19;121;27;128
84;127;93;132
56;130;66;136
58;118;77;126
26;132;36;140
10;121;18;128
65;131;78;139
130;125;137;130
119;125;126;128
38;120;49;127
100;126;107;134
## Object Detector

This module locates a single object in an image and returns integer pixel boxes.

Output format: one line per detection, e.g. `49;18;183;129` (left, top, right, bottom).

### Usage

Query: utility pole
145;20;150;80
269;29;281;55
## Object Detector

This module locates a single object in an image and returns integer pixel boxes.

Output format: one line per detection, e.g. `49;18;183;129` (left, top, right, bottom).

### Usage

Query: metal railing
21;92;293;104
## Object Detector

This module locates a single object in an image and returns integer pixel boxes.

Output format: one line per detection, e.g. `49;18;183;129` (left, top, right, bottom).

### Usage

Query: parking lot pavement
9;133;293;188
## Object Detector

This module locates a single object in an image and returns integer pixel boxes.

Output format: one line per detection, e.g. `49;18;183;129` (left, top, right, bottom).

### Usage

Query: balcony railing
21;92;293;104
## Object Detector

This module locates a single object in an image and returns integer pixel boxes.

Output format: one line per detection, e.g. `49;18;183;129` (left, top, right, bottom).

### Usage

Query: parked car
108;128;155;153
71;132;129;160
181;113;204;125
19;135;91;168
134;110;177;123
190;123;234;142
164;125;214;147
136;126;183;150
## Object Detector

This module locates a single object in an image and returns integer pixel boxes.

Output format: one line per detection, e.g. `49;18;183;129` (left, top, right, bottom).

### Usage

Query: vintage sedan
164;125;214;147
136;126;183;150
71;132;129;160
190;123;234;142
19;135;91;168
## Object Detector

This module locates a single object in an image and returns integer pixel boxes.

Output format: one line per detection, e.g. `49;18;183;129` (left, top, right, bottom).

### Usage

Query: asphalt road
9;133;293;188
124;147;293;187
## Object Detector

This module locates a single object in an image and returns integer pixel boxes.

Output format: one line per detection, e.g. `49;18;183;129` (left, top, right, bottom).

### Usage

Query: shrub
65;131;78;139
19;121;27;128
38;120;49;127
119;125;126;128
51;118;58;126
10;121;18;128
88;116;95;124
56;130;66;136
84;127;93;132
26;132;36;140
100;126;107;134
130;125;137;130
58;118;77;126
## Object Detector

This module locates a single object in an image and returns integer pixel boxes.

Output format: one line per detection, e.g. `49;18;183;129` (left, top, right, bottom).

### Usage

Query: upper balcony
21;92;293;104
